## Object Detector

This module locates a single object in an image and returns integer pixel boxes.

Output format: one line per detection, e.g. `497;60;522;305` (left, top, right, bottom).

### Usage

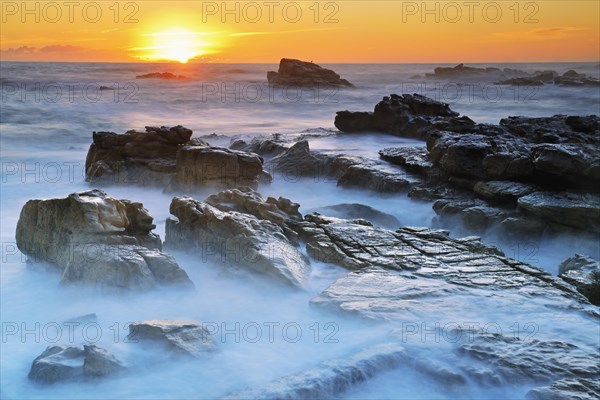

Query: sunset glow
0;1;598;63
132;30;211;63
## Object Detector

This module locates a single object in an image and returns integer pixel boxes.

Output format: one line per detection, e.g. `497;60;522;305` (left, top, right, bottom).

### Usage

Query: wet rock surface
165;190;310;288
307;203;401;230
224;343;406;400
527;377;600;400
15;189;193;290
267;58;354;88
559;254;600;305
335;95;599;235
128;320;217;357
28;345;123;384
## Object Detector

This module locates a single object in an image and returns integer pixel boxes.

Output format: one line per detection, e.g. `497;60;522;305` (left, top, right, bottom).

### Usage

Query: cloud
495;26;586;40
229;27;346;37
3;46;37;55
0;44;128;62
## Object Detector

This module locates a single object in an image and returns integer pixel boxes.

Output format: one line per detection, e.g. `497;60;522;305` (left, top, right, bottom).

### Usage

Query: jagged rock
170;145;266;191
559;254;600;305
333;155;414;192
229;135;287;156
531;143;600;183
379;147;435;174
15;190;193;290
307;203;400;229
473;181;539;202
165;195;310;288
457;335;600;383
267;58;354;88
335;94;474;139
517;192;600;233
424;63;527;80
28;345;123;384
499;115;600;145
224;343;406;400
527;378;600;399
308;215;587;318
128;320;216;357
85;125;192;186
266;140;330;179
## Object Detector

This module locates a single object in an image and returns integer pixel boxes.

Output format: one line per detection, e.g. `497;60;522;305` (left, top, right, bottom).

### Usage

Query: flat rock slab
224;343;406;400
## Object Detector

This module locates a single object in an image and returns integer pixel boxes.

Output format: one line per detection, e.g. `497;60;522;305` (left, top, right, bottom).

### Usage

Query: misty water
1;62;599;399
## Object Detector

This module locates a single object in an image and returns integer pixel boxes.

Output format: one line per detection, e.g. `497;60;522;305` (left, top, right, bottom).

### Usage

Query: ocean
1;62;599;399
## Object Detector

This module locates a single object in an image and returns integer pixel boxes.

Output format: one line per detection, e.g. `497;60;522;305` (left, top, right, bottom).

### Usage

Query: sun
134;29;210;63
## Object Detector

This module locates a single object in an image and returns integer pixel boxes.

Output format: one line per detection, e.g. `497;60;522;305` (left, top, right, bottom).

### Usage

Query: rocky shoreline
13;89;599;398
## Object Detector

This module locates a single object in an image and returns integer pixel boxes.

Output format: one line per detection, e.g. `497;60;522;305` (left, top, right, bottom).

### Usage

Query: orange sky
1;1;599;63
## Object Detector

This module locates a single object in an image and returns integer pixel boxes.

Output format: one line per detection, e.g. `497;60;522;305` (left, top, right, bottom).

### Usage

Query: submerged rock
527;378;600;400
128;320;217;357
15;190;193;290
224;343;406;399
267;58;354;88
28;344;123;384
559;254;600;305
165;191;310;288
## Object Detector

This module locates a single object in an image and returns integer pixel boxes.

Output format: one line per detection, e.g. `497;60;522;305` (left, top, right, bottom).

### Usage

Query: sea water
1;62;599;399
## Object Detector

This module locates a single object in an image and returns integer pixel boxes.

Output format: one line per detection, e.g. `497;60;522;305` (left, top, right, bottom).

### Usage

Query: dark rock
558;254;600;305
15;190;193;290
473;181;539;202
379;147;434;174
85;125;192;186
517;192;600;233
335;94;473;140
128;320;217;357
29;345;123;384
170;145;266;191
267;58;354;88
135;72;187;80
266;140;330;179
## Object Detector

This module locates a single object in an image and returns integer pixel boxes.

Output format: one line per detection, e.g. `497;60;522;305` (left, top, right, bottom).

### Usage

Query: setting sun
132;30;211;63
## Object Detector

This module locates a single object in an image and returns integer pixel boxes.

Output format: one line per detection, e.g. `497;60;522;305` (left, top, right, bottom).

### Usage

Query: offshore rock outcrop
419;63;600;87
267;58;354;88
15;190;193;290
